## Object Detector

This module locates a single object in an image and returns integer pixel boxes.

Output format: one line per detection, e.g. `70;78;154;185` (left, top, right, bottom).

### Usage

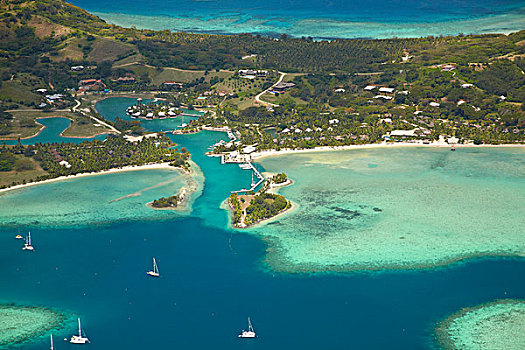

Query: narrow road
254;71;285;108
73;99;121;135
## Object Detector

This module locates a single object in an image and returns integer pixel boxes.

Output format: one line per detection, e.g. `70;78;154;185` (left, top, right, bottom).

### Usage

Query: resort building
378;87;395;94
272;82;295;92
364;85;376;91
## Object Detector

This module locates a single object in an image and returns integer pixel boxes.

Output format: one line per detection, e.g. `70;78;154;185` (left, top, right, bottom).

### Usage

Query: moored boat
238;317;256;338
22;232;34;251
147;257;160;277
70;317;89;344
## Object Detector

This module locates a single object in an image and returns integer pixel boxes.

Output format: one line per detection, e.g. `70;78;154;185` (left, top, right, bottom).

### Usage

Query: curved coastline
0;303;68;348
253;146;525;274
91;6;525;39
435;299;525;350
0;162;178;195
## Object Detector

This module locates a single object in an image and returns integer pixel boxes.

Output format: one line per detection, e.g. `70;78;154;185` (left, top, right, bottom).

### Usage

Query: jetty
231;162;264;194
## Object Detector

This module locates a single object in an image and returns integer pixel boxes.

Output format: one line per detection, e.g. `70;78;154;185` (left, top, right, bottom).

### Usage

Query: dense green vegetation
229;191;291;227
0;134;189;188
0;0;523;149
151;195;181;208
244;193;290;226
272;173;288;184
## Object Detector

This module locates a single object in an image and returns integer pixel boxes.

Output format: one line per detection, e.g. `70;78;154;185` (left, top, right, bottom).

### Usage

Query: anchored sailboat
238;317;256;338
22;231;34;251
147;257;160;277
70;317;89;344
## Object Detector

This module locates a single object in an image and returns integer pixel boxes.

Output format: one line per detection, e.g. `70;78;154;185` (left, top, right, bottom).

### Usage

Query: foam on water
437;299;525;350
255;147;525;272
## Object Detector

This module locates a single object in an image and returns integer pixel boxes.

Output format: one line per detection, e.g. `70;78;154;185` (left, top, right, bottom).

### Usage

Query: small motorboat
15;235;23;240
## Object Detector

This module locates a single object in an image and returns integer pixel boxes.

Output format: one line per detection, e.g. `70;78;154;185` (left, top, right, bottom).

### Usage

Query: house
374;95;393;100
163;81;184;88
439;64;456;72
59;160;71;168
112;77;135;83
272;82;295;92
429;102;440;107
239;70;268;78
71;65;84;72
78;79;106;92
242;145;257;154
378;87;394;94
364;85;376;91
457;100;466;106
334;88;346;93
390;130;417;137
281;128;290;134
35;88;47;94
448;137;459;144
329;119;339;124
461;83;473;88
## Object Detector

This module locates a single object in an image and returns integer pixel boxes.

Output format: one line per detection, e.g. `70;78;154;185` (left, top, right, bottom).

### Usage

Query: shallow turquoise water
95;97;201;133
0;98;523;349
256;147;525;272
0;168;199;228
69;0;525;39
0;118;108;145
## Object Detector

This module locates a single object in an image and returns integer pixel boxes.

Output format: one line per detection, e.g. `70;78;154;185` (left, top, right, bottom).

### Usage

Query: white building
378;87;395;94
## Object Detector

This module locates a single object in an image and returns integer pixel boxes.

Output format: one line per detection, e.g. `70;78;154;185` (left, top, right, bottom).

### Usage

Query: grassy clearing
0;80;41;105
2;111;112;139
87;37;136;63
0;154;48;188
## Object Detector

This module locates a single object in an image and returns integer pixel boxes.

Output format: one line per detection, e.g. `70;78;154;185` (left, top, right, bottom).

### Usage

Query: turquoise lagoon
70;0;525;39
0;117;108;145
256;148;525;272
0;98;524;349
94;97;201;133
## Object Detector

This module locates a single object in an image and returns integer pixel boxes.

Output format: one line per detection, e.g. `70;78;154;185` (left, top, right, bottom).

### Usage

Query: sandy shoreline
0;163;177;194
251;141;525;160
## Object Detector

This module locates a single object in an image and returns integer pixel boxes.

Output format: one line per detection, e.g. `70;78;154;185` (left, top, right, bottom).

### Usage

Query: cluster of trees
243;193;290;226
151;195;180;208
31;134;187;177
272;173;288;184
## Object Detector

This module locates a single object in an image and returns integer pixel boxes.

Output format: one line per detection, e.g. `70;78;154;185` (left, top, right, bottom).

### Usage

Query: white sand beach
0;163;176;194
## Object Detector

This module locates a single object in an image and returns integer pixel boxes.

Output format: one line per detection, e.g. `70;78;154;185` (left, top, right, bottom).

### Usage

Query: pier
231;162;265;194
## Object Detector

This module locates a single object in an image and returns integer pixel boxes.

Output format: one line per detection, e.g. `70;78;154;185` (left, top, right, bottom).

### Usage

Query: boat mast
28;231;31;245
153;258;158;274
78;318;82;337
50;334;54;350
248;317;253;332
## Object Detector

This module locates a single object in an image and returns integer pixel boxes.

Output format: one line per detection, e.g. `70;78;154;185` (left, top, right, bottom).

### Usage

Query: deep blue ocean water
70;0;525;38
1;98;524;349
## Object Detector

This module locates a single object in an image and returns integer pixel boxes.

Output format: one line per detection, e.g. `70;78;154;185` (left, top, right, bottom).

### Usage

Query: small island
436;299;525;350
228;173;292;228
126;101;182;120
0;303;67;348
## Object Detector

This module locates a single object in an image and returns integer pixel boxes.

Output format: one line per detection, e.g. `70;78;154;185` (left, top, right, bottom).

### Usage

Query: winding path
254;71;286;108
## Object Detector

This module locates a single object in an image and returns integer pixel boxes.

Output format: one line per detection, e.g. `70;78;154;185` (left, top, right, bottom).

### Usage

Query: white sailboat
147;257;160;277
70;317;89;344
238;317;256;338
22;231;34;251
50;334;54;350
